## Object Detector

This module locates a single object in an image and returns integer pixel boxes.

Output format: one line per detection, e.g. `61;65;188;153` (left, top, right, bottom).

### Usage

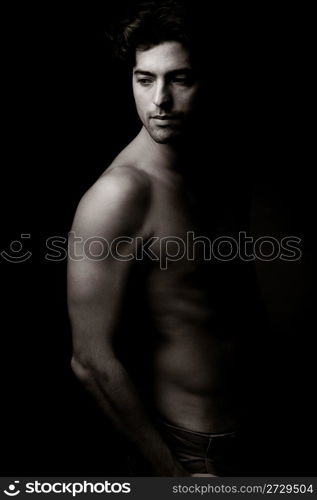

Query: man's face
132;41;201;144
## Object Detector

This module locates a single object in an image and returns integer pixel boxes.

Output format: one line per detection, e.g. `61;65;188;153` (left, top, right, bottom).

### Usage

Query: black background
2;2;315;475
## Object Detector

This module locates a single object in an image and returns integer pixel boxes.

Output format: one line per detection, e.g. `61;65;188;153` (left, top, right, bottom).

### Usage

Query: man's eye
173;77;192;86
137;78;153;86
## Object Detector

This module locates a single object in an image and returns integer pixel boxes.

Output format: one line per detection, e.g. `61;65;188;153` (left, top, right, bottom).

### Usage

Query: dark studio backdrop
2;2;315;475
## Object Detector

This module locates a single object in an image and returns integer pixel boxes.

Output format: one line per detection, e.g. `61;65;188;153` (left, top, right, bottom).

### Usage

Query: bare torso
104;130;252;433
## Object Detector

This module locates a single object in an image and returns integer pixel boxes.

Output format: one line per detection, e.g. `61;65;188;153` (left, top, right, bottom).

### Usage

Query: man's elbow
70;355;114;387
71;356;92;385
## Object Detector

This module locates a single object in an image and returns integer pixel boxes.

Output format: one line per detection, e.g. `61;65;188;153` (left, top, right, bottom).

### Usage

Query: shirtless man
68;1;257;476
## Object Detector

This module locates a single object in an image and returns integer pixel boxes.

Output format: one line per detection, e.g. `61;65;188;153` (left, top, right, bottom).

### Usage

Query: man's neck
137;126;182;172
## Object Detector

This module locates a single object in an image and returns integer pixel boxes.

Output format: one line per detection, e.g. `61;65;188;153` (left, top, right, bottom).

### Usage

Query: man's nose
152;81;172;108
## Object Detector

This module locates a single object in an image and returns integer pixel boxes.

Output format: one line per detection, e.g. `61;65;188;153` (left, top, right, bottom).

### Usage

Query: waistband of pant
156;417;238;442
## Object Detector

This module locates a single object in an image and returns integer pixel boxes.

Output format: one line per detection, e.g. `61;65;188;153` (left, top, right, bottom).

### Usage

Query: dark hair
107;0;204;68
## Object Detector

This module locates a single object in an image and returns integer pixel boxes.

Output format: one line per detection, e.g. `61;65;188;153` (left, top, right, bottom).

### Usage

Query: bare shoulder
71;164;152;238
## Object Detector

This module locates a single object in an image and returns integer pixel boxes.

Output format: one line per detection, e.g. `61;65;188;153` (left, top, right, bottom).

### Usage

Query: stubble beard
145;119;184;145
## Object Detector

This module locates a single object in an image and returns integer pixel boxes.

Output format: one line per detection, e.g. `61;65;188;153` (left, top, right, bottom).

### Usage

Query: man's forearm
72;356;188;476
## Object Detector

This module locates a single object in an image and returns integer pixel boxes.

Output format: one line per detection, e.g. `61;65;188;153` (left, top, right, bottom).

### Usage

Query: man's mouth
151;115;181;127
151;115;178;120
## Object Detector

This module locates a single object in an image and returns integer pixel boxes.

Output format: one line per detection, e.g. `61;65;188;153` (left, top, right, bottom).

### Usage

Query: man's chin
148;126;182;144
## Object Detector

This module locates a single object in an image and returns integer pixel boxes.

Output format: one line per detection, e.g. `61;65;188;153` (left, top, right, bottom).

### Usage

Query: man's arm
67;168;188;476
